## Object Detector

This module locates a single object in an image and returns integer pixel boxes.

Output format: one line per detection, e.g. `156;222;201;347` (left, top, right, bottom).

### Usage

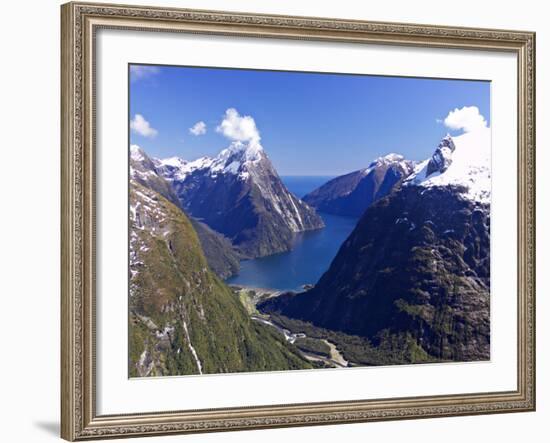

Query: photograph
128;64;491;377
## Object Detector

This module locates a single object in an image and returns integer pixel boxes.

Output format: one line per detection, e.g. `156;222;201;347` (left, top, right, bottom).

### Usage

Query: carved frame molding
61;2;535;440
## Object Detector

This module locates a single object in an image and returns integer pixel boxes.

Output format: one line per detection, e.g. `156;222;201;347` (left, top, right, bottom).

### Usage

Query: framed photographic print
61;1;536;440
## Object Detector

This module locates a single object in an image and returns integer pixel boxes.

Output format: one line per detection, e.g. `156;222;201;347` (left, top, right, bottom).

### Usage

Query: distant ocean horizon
280;175;336;198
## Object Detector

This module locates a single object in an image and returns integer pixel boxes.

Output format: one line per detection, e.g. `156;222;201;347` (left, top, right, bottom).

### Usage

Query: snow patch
157;156;187;169
404;128;491;203
361;153;412;177
130;144;145;162
158;138;264;183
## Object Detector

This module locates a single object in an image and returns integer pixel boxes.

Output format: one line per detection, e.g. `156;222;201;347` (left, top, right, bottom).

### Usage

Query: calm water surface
225;176;358;291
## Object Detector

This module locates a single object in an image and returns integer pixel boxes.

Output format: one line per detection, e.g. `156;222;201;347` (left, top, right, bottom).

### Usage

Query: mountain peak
155;141;323;258
426;134;456;176
378;153;405;163
156;139;265;183
404;128;491;203
226;140;263;161
209;140;265;180
130;144;146;162
364;153;407;172
303;152;415;217
157;156;188;169
382;152;405;161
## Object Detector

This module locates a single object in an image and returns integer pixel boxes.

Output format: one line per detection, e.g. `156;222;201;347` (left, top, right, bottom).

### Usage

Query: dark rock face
162;148;324;259
303;155;415;217
426;135;456;176
261;185;490;362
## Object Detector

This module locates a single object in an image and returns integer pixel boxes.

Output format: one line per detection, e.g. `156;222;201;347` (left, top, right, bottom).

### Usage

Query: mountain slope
131;145;180;207
189;218;240;279
131;145;241;278
302;154;415;217
260;130;491;363
129;180;313;376
157;141;324;258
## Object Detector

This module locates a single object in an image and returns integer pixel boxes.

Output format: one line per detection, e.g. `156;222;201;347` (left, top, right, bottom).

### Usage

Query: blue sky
129;64;490;176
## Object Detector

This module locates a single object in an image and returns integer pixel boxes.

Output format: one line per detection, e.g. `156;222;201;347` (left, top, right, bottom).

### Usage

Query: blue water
225;176;358;291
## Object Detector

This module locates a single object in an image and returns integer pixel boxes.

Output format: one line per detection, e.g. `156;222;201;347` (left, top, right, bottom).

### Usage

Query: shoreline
232;284;349;369
228;284;282;296
228;283;313;297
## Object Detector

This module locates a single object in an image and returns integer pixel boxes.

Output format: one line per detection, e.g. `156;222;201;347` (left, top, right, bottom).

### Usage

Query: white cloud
443;106;488;133
216;108;261;146
189;121;207;136
130;65;160;82
130;114;158;138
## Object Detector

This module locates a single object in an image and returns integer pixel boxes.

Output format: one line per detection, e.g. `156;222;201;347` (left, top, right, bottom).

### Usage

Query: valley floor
231;285;355;370
232;285;452;368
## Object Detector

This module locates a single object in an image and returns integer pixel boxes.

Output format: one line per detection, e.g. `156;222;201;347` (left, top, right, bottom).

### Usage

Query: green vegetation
267;313;440;366
236;289;261;316
263;186;490;364
190;218;241;279
294;337;331;358
129;182;313;377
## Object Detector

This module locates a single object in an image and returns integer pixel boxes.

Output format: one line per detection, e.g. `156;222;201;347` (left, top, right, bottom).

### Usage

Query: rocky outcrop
426;134;456;176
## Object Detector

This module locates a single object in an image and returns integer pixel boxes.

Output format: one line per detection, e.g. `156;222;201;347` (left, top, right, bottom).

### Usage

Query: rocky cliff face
157;141;324;258
260;130;491;363
129;180;312;376
302;154;415;217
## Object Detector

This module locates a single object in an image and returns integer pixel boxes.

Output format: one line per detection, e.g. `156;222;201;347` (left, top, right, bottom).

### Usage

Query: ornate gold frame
61;2;536;440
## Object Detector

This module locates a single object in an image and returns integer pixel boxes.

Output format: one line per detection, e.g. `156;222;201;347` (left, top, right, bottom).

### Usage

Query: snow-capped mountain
404;128;491;203
302;153;416;217
153;156;189;180
155;141;264;182
156;141;324;258
261;131;491;364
